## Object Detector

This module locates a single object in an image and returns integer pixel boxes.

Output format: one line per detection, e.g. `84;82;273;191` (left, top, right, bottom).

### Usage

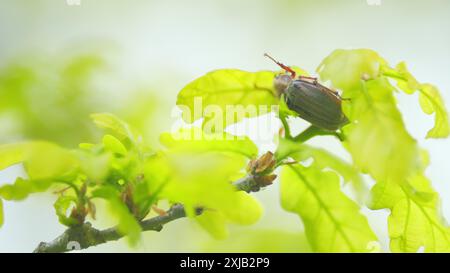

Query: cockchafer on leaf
265;53;349;131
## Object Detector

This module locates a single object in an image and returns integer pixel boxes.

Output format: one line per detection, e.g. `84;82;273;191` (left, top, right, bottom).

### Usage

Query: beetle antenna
264;53;296;78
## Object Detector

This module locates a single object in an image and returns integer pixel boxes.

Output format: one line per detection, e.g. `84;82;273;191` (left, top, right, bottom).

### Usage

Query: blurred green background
0;0;449;252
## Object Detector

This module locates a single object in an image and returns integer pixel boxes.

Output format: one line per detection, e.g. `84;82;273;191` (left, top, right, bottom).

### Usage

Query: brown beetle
265;53;348;131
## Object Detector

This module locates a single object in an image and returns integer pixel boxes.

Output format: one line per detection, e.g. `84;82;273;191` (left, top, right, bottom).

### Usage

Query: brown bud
247;151;276;175
255;174;277;187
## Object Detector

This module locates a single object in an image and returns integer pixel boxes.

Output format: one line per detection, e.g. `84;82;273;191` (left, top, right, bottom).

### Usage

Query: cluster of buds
246;151;277;189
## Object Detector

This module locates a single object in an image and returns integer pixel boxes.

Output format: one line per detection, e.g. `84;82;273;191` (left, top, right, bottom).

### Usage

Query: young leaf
0;143;26;171
146;151;262;238
343;78;421;183
281;164;377;252
418;84;449;138
317;50;422;183
54;196;79;227
92;186;142;246
196;211;229;240
370;175;450;252
202;229;311;253
91;113;137;146
223;192;262;225
102;134;127;156
22;142;79;181
160;128;258;159
317;48;387;92
177;69;278;127
0;177;48;201
75;151;111;182
0;142;78;180
381;63;449;138
276;138;363;187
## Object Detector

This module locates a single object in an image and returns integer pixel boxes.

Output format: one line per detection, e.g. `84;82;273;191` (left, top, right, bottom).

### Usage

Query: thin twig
33;175;262;253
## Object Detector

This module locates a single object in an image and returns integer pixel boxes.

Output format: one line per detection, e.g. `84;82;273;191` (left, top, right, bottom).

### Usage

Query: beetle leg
298;75;317;81
329;88;350;101
298;75;319;85
326;87;348;100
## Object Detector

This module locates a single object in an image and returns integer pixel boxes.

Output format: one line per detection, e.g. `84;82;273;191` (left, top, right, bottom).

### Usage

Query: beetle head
273;74;293;97
264;53;296;96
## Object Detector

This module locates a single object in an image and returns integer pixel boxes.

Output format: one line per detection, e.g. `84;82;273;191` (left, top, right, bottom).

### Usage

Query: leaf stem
293;125;344;142
279;113;292;139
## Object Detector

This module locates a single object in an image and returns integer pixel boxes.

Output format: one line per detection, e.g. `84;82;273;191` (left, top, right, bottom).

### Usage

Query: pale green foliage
102;134;128;156
0;114;149;245
0;54;106;146
202;229;311;252
0;178;42;201
276;138;363;188
318;50;421;183
196;211;228;239
54;196;79;227
149;129;263;238
370;175;450;252
0;142;79;200
92;186;142;246
0;49;448;253
177;69;278;127
0;53;162;147
0;143;26;170
91;113;139;147
318;48;450;252
382;63;449;138
281;164;377;252
160;128;258;159
343;79;421;183
369;150;450;252
317;49;387;91
197;195;263;239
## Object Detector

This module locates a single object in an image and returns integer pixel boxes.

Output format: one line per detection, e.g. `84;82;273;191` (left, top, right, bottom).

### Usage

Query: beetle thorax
273;74;293;97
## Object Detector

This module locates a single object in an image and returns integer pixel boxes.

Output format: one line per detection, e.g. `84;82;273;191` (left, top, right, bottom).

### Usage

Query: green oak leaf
0;177;51;201
54;196;79;227
419;84;449;138
276;138;363;187
23;142;79;181
0;142;79;201
74;151;111;183
281;164;377;252
202;229;311;253
370;175;450;252
419;84;442;114
177;69;278;128
91;113;138;147
102;134;127;156
0;143;26;171
343;78;421;183
196;211;229;240
317;50;423;183
144;151;262;238
317;48;387;92
92;186;142;246
160;128;258;159
381;62;449;138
